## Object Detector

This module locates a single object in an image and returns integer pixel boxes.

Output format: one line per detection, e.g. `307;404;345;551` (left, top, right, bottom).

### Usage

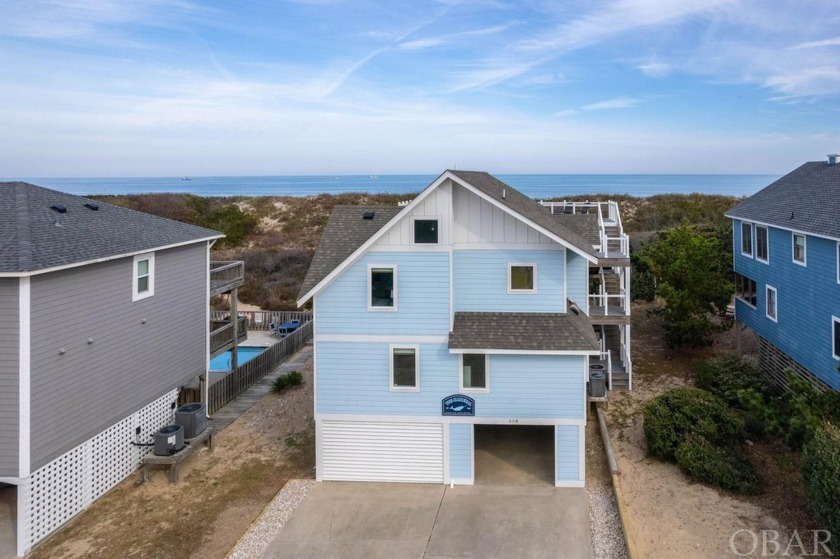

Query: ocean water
9;173;779;198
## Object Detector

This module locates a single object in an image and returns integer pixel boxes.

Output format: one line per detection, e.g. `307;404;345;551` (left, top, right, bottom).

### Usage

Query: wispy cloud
637;62;671;77
793;36;840;49
398;22;518;51
581;97;645;110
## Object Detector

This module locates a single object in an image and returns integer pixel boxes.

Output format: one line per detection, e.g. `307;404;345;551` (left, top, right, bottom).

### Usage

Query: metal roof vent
84;202;99;211
50;204;67;214
362;211;375;220
828;154;839;165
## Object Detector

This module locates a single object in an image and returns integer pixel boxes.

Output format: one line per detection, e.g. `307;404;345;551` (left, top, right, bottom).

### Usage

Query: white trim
765;285;778;322
832;315;840;361
389;344;420;391
459;353;490;393
508;262;537;294
316;334;448;344
449;348;600;356
443;418;450;484
740;221;754;258
131;253;155;301
792;232;806;266
755;225;769;264
450;478;474;486
0;477;20;485
204;243;211;415
725;213;840;243
369;245;448;253
367;264;397;311
315;413;585;426
452;242;563;251
554;480;585;488
836;242;840;285
411;216;441;245
0;236;222;278
19;277;30;478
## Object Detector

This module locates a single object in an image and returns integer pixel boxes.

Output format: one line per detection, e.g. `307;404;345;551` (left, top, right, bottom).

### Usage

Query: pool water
210;346;267;371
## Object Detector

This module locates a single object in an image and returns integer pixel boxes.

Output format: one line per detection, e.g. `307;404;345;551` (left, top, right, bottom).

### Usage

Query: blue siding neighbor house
297;170;632;487
726;156;840;392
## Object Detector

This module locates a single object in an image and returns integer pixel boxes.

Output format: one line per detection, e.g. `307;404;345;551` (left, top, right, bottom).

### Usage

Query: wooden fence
210;310;313;332
206;320;313;414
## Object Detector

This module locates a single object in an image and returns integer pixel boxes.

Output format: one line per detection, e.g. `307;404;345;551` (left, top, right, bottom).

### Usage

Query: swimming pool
210;346;268;371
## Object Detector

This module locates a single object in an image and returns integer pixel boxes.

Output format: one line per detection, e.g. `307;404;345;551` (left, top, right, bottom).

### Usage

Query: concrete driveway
260;482;593;559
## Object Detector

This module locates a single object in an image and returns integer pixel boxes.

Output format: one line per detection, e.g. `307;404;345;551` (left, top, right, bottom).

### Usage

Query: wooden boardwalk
208;342;313;432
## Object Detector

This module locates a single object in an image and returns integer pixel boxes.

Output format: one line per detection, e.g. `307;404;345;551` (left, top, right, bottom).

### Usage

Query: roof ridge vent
84;202;99;211
50;204;67;213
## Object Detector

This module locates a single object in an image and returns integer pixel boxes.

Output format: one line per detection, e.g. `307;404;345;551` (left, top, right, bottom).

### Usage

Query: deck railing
209;316;248;356
540;200;629;257
210;261;245;295
207;320;313;414
210;310;313;331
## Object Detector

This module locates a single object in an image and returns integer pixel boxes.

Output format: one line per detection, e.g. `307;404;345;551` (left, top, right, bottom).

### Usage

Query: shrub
695;353;763;407
272;371;303;392
675;435;761;494
800;422;840;549
782;372;840;449
736;388;783;440
286;370;303;386
644;387;744;461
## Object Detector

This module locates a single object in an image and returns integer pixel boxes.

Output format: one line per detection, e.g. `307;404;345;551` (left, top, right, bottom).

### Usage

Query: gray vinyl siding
29;243;208;470
0;278;19;477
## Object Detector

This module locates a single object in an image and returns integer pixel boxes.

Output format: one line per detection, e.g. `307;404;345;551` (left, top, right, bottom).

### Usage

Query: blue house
726;155;840;392
297;171;631;486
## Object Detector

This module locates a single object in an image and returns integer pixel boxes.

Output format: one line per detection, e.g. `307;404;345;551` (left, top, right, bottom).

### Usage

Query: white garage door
321;421;444;483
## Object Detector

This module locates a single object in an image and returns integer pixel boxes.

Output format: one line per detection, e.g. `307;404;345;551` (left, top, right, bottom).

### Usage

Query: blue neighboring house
726;155;840;393
297;170;632;487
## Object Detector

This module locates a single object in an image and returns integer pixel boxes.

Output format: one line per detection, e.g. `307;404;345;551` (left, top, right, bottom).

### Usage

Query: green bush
782;373;840;449
272;370;303;392
800;422;840;549
286;370;303;386
675;435;761;494
695;353;763;407
736;388;783;440
644;387;744;461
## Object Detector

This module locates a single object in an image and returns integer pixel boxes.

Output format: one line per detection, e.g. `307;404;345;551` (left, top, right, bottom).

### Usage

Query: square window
132;253;154;301
509;264;536;292
833;317;840;360
741;222;753;257
793;233;806;265
369;266;396;309
391;346;418;390
413;219;439;244
461;354;488;391
766;285;777;322
756;226;769;262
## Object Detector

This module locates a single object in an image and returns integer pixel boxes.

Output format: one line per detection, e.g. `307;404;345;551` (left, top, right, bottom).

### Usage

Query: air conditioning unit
175;403;207;439
154;424;185;456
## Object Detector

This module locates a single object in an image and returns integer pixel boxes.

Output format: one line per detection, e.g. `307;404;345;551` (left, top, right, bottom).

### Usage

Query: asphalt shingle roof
0;182;223;273
449;310;600;352
297;205;402;299
549;213;600;247
725;161;840;239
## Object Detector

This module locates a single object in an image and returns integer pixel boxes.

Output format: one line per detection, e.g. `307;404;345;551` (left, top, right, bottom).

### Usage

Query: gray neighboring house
0;182;229;556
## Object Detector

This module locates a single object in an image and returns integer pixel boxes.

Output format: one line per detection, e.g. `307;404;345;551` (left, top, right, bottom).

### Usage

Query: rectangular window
413;219;439;244
369;266;396;310
792;233;806;265
833;317;840;360
766;285;777;322
508;264;536;293
390;346;418;390
755;226;769;263
837;243;840;284
461;354;489;392
735;273;757;307
741;222;753;257
132;253;154;301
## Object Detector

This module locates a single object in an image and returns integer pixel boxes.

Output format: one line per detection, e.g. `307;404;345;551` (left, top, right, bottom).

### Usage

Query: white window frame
833;316;840;361
508;263;537;294
132;253;155;301
755;225;769;264
368;264;397;311
735;273;757;309
765;285;777;322
741;222;753;258
837;242;840;284
389;344;419;392
459;353;490;393
411;216;440;245
792;233;806;266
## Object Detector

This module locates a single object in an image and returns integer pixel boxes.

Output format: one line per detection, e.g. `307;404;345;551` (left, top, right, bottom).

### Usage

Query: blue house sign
442;394;475;416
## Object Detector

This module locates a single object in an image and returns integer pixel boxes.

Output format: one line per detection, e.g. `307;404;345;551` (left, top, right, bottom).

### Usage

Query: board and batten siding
29;243;208;470
316;341;585;419
556;424;580;482
734;221;840;390
0;278;19;477
566;251;589;314
449;423;473;482
376;182;451;246
453;249;566;313
452;182;553;245
315;251;450;336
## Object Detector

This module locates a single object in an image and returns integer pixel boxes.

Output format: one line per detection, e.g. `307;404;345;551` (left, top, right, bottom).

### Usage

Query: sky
1;0;839;177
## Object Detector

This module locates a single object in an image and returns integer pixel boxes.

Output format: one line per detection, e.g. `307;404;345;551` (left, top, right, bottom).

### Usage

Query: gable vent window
413;219;439;244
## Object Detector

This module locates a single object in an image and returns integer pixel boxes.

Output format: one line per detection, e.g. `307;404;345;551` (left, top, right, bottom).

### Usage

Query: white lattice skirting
22;389;179;554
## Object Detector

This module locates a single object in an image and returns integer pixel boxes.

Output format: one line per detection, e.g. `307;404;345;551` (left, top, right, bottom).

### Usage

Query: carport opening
474;425;554;486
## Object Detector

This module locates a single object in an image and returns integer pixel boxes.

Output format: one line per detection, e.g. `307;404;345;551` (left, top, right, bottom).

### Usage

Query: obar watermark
729;529;833;556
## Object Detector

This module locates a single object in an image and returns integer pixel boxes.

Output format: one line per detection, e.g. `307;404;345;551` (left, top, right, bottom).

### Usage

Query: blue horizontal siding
556;425;580;481
449;423;472;480
734;220;840;390
316;251;450;335
453;249;565;312
316;341;585;418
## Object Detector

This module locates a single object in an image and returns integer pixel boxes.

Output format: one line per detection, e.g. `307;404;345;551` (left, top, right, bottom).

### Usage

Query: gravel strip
588;483;630;559
227;479;316;559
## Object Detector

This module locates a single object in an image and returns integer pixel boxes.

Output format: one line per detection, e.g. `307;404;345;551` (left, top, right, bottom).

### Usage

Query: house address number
508;419;519;424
